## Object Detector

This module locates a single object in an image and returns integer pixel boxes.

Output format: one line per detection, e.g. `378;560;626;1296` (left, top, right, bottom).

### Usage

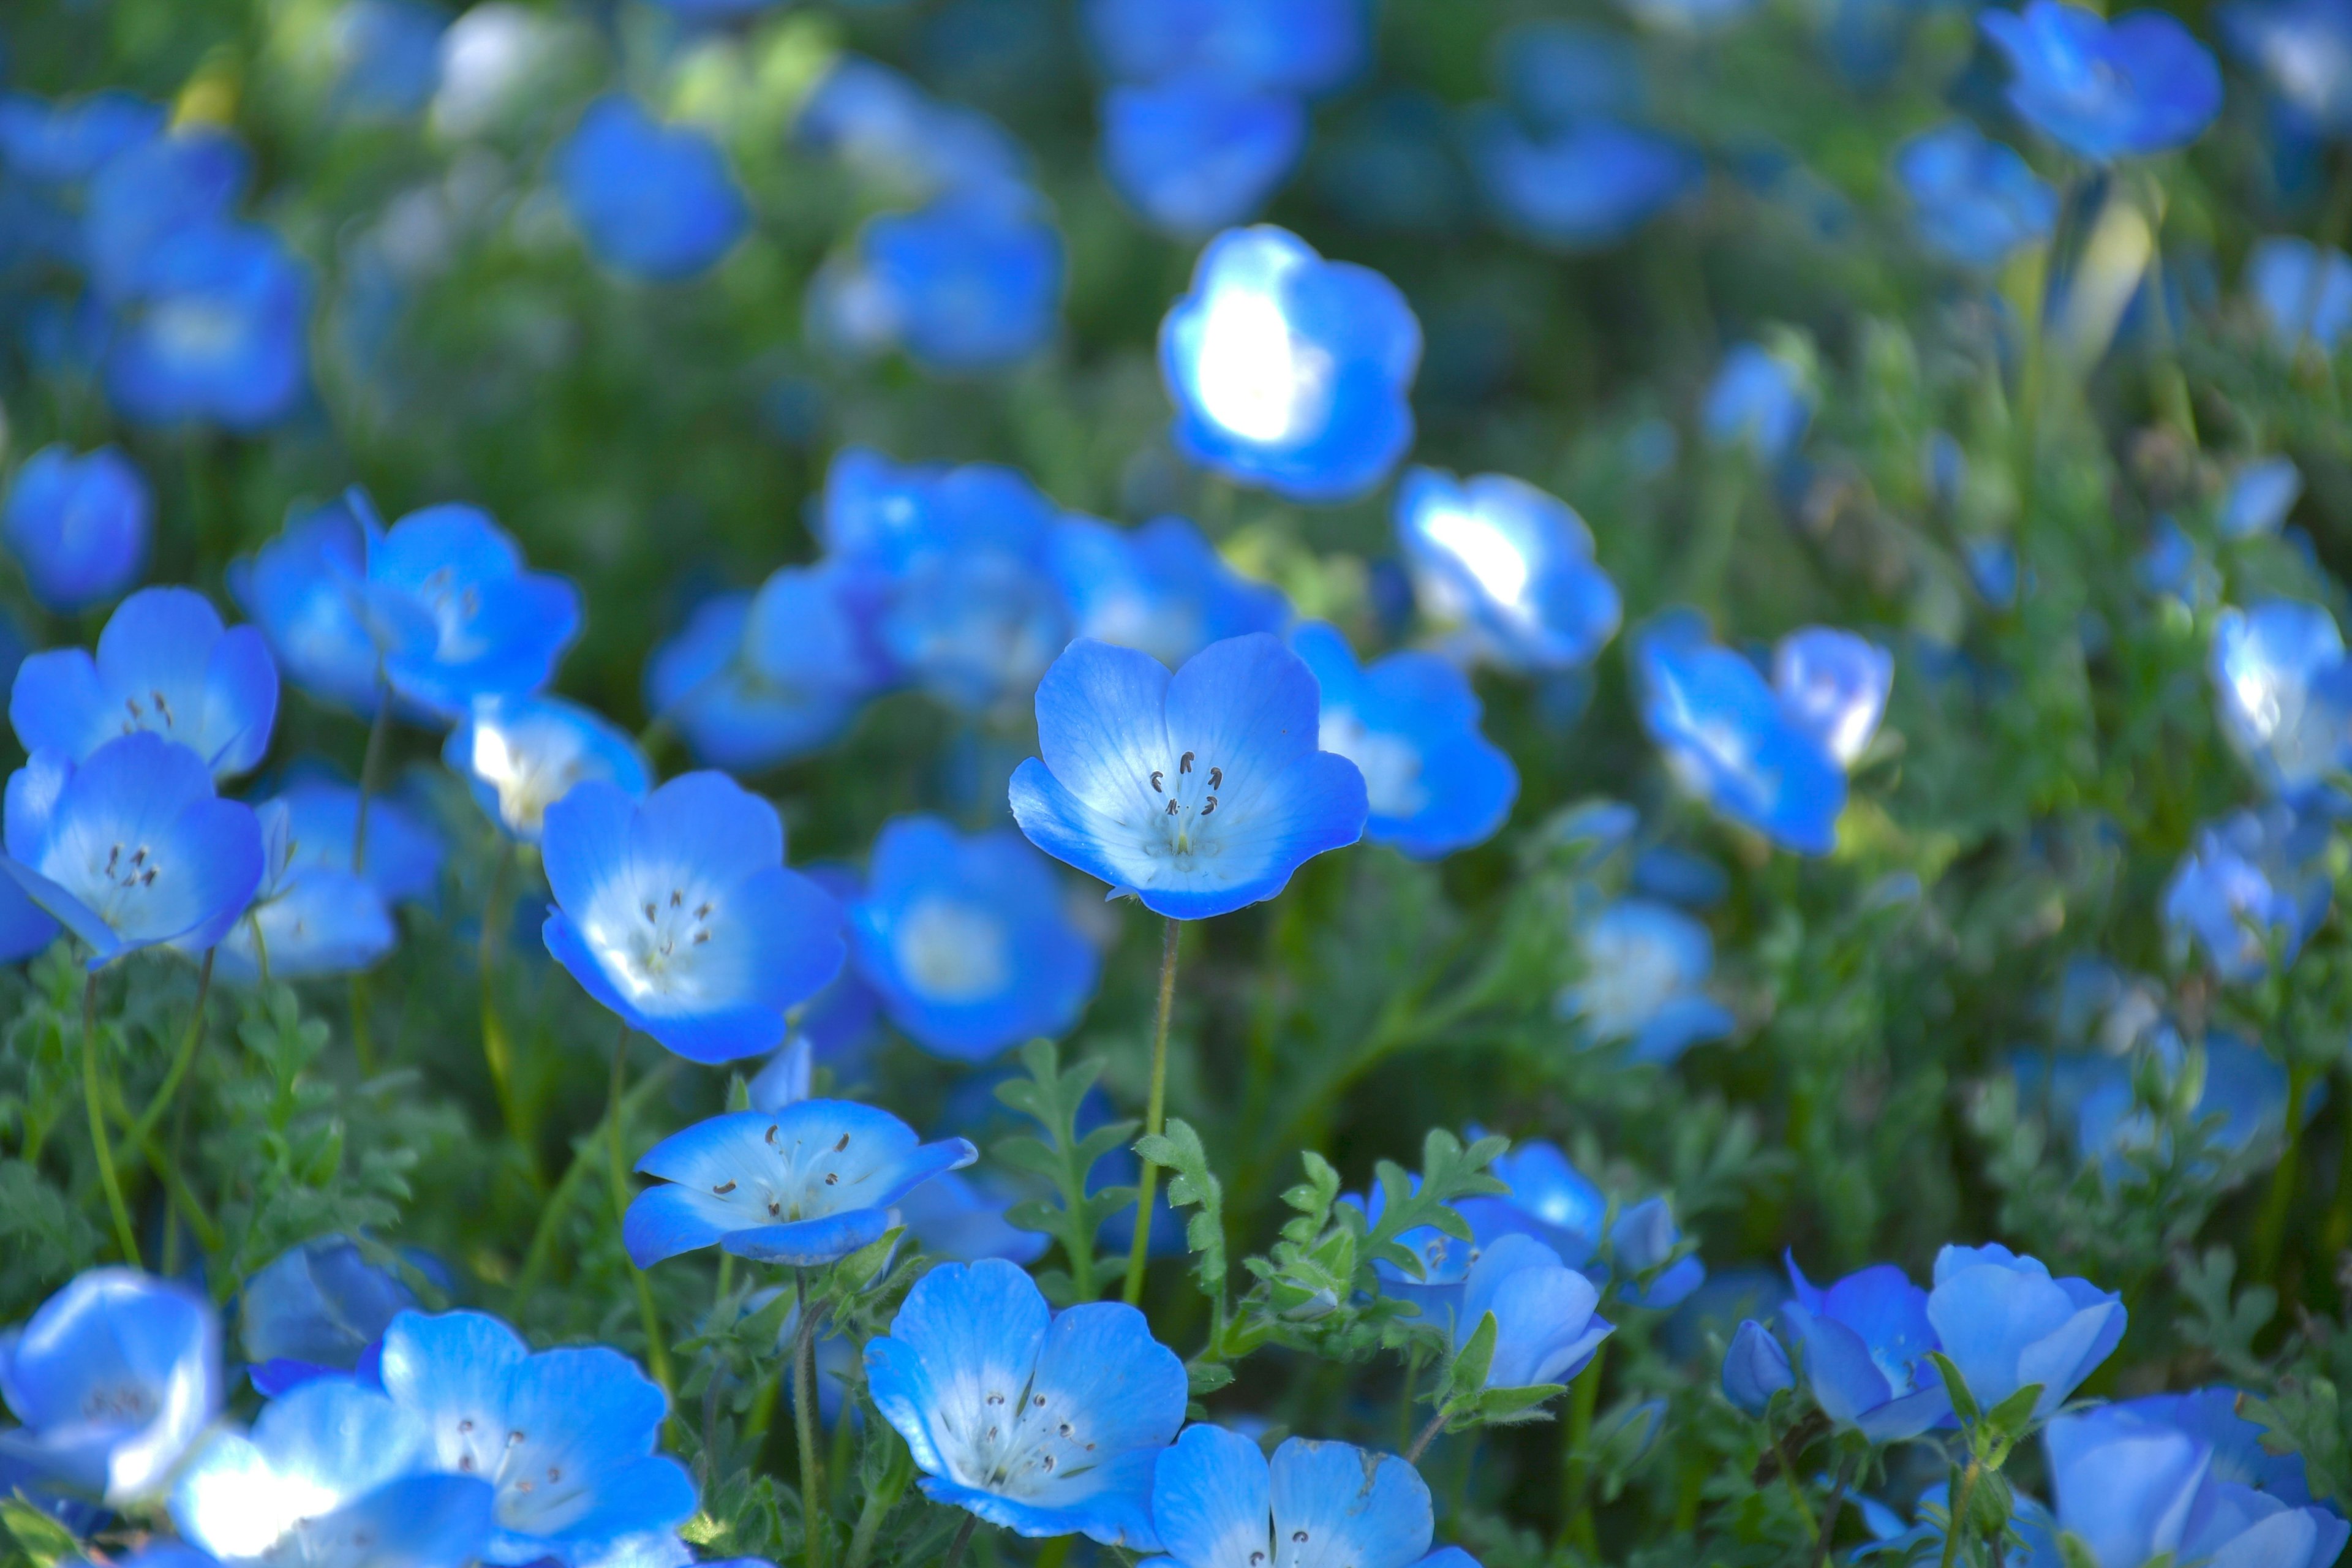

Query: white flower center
583;877;723;1005
1421;503;1532;614
1131;748;1237;867
940;1378;1101;1501
441;1415;597;1537
469;722;589;834
1191;288;1331;445
1572;922;1682;1038
147;297;245;365
895;896;1012;1004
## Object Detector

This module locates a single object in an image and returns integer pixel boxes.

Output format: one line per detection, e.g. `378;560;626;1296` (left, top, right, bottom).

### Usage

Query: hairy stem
130;949;213;1157
1406;1407;1448;1465
842;1439;912;1568
1940;1458;1981;1568
1123;917;1181;1306
939;1515;979;1568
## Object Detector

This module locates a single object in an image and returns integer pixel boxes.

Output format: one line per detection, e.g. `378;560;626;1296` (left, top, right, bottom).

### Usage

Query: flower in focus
865;1258;1186;1547
1159;225;1421;503
1083;0;1368;96
810;190;1065;374
556;96;748;284
850;815;1100;1061
2162;804;2332;982
1979;1;2223;162
1559;899;1735;1065
1926;1242;2124;1420
239;1235;420;1396
1779;1255;1951;1440
1702;344;1812;465
1456;1234;1613;1390
2247;236;2352;352
2208;599;2352;796
1893;121;2058;271
104;222;312;431
1;444;150;612
1009;634;1369;919
0;1268;220;1502
1719;1318;1792;1414
10;587;277;779
1394;469;1621;674
1464;109;1702;251
540;772;846;1063
445;694;650;842
1290;622;1518;859
1101;77;1306;236
644;574;880;774
1147;1427;1434;1568
1050;514;1291;670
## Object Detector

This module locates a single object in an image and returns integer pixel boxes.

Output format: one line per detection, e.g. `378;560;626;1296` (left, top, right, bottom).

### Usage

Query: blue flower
864;1258;1186;1547
2162;805;2332;982
1159;225;1421;503
1101;78;1306;236
794;56;1029;200
1457;1234;1613;1389
266;777;444;907
644;578;877;774
2221;456;2303;540
82;129;248;302
2248;237;2352;352
810;191;1064;374
1779;1256;1950;1441
239;1235;418;1396
1009;634;1368;920
2222;0;2352;135
3;732;264;968
1050;514;1291;670
2123;1387;2331;1506
541;772;846;1063
627;1100;976;1266
1559;899;1735;1065
1702;344;1812;464
1289;623;1516;860
557;96;748;284
1145;1427;1433;1568
1494;21;1646;130
198;774;440;982
10;587;278;780
1083;0;1369;95
2209;600;2352;795
850;815;1099;1061
1393;469;1623;674
1773;627;1892;767
1926;1243;2123;1422
1721;1319;1793;1414
895;1169;1050;1264
171;1377;493;1568
1980;2;2223;162
104;223;311;431
230;491;582;721
2070;1031;2310;1182
445;695;650;842
0;1268;221;1502
326;0;450;119
377;1310;695;1566
1464;110;1702;251
0;91;165;184
1893;122;2058;270
2046;1400;2350;1568
2;445;151;612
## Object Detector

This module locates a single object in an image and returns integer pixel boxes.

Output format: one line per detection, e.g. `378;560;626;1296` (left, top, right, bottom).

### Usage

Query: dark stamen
1179;751;1194;773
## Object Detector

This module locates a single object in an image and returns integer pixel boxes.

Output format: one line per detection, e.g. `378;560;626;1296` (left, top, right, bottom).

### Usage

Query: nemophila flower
0;90;165;184
1159;225;1421;503
3;732;263;968
1773;628;1892;767
1289;622;1517;859
82;129;249;302
1779;1256;1950;1440
216;801;393;982
810;191;1065;374
1980;2;2223;162
2046;1401;2351;1568
1630;614;1847;856
1464;109;1702;251
1630;843;1727;908
2208;600;2352;795
1393;469;1622;674
1721;1319;1793;1414
104;223;312;431
644;578;876;774
1145;1426;1433;1568
240;1235;418;1396
1702;344;1812;464
327;0;450;119
2125;1387;2334;1507
557;97;748;284
377;1310;694;1565
897;1169;1052;1265
1101;78;1306;236
230;491;582;720
1893;122;2057;270
2248;236;2352;352
1559;899;1735;1065
2069;1031;2306;1180
2;444;151;612
266;777;444;907
2162;805;2331;982
1925;1243;2123;1421
865;1257;1186;1547
1009;634;1368;920
445;695;649;842
0;1268;220;1502
541;772;845;1063
173;1376;494;1568
795;56;1029;200
12;587;278;780
2222;0;2352;134
2221;456;2303;540
850;815;1099;1061
1457;1235;1613;1390
1050;514;1291;670
1084;0;1368;95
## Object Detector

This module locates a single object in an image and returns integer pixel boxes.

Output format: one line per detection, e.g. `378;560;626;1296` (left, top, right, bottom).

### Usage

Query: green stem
1406;1407;1447;1465
81;971;140;1267
1122;917;1181;1307
1560;1344;1608;1555
843;1439;913;1568
1768;1423;1819;1540
480;847;533;1174
129;949;213;1157
2323;1066;2352;1284
1686;459;1748;618
353;679;394;873
513;1058;677;1298
1940;1459;1981;1568
605;1026;674;1398
2254;1060;2319;1284
1812;1454;1855;1568
350;973;376;1078
939;1515;979;1568
794;1269;828;1568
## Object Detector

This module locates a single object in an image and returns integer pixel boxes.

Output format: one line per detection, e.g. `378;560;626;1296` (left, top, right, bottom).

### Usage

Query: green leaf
1187;1360;1235;1396
1927;1351;1981;1428
1446;1311;1498;1404
1136;1117;1227;1303
1357;1129;1507;1287
990;1039;1122;1301
1467;1382;1568;1425
1983;1382;2044;1447
0;1495;82;1568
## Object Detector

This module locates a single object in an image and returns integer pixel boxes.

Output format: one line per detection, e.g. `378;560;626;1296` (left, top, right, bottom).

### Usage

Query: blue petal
1162;633;1321;786
866;1260;1052;1487
623;1185;741;1267
1269;1438;1432;1568
10;650;111;761
633;771;786;895
1031;639;1174;821
316;1472;497;1568
722;1208;894;1265
1150;1425;1270;1568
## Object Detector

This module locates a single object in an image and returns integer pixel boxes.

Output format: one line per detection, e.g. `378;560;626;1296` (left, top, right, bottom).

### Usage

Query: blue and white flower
1144;1426;1433;1568
445;694;650;842
2209;600;2352;796
1395;469;1621;675
1050;514;1291;671
1926;1243;2124;1422
1558;898;1735;1065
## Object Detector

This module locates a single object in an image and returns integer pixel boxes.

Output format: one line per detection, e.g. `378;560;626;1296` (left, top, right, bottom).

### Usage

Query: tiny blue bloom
1606;1196;1707;1308
1779;1254;1951;1441
266;777;445;908
865;1258;1186;1547
445;694;650;842
644;577;877;775
0;1268;221;1502
794;56;1030;200
1702;344;1812;464
1925;1242;2124;1422
2162;804;2332;982
1050;514;1292;670
2248;236;2352;351
1979;1;2223;162
811;191;1065;374
10;587;278;779
850;815;1100;1061
1464;110;1702;251
1773;627;1893;767
2067;1031;2308;1181
1083;0;1369;95
2208;600;2352;795
239;1235;418;1396
1159;225;1421;503
2220;456;2303;539
1395;469;1623;674
1144;1427;1433;1568
1457;1234;1613;1389
1559;899;1735;1065
213;797;394;982
1721;1319;1793;1415
2;444;151;611
541;772;846;1064
104;223;312;431
327;0;450;119
1101;77;1306;236
2221;0;2352;135
1009;634;1369;919
1893;121;2058;270
557;96;748;284
2046;1400;2350;1568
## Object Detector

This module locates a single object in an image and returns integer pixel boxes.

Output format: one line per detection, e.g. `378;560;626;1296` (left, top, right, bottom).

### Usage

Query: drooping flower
1146;1426;1434;1568
540;772;846;1063
103;224;312;431
1393;469;1623;674
2162;804;2332;982
809;190;1065;374
1101;78;1306;236
556;96;748;284
0;1268;221;1502
1702;344;1812;465
2248;236;2352;352
2208;600;2352;796
239;1235;420;1396
1;444;151;612
1925;1243;2124;1421
1159;225;1422;503
445;694;650;842
1083;0;1369;95
864;1258;1186;1547
1559;898;1735;1065
643;575;879;775
1008;633;1370;920
1464;109;1702;251
1457;1234;1614;1390
625;1099;977;1267
850;815;1100;1061
1721;1318;1793;1414
1979;2;2223;162
1779;1255;1951;1441
3;731;264;968
1049;514;1291;671
1893;121;2059;271
1289;622;1517;859
2219;456;2304;540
